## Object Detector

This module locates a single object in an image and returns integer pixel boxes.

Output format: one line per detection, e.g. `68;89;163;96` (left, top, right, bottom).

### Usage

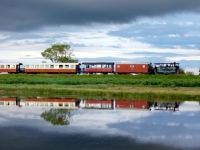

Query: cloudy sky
0;0;200;73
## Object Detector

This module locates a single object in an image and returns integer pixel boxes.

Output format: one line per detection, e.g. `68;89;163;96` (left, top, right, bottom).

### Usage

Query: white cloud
0;34;10;40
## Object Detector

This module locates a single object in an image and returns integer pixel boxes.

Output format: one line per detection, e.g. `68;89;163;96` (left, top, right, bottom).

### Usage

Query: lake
0;97;200;150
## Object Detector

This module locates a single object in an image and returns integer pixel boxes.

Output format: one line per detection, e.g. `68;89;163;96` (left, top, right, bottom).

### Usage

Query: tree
41;44;78;63
179;68;185;74
40;108;74;126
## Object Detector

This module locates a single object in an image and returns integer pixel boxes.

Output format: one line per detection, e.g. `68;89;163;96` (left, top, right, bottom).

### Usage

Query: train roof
82;62;115;64
154;62;180;64
115;62;152;64
23;63;79;65
0;63;21;64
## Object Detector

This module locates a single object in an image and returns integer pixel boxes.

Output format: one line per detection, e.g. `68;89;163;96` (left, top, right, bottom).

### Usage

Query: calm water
0;98;200;150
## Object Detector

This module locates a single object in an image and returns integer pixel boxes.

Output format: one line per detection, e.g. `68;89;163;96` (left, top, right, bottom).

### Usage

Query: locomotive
0;62;180;74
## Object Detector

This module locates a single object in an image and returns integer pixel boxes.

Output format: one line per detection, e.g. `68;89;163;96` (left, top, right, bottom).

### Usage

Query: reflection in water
0;97;197;112
0;97;200;150
41;108;73;126
149;101;180;112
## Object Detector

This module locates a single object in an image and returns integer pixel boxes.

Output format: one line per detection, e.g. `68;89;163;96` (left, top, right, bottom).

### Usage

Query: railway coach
24;63;80;74
115;62;154;74
0;63;81;74
0;63;24;73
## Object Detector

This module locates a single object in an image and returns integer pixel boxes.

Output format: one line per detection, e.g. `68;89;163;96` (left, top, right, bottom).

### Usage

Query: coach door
16;64;19;73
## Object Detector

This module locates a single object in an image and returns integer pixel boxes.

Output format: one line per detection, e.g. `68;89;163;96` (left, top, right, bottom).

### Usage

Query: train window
59;65;63;68
50;103;53;106
30;65;34;68
0;102;4;105
117;65;120;68
130;65;134;68
11;65;15;68
59;103;63;107
6;65;10;68
65;103;69;107
0;65;4;68
142;65;145;68
97;65;101;68
26;65;29;68
65;65;69;69
40;65;44;68
50;65;54;68
70;65;75;69
35;65;39;68
45;65;49;68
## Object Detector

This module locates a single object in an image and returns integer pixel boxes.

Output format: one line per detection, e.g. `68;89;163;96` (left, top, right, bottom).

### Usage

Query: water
0;97;200;150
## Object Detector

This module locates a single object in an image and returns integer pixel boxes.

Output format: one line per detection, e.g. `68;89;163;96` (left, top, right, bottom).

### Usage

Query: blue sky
0;1;200;74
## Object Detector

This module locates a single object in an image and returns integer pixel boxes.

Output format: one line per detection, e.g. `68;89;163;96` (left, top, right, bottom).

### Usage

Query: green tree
41;44;78;63
179;68;185;74
40;108;74;126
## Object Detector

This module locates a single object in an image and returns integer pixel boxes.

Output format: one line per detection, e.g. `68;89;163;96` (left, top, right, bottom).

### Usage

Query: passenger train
0;62;180;74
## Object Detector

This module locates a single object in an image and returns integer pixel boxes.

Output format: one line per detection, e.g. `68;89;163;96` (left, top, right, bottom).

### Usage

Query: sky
0;0;200;74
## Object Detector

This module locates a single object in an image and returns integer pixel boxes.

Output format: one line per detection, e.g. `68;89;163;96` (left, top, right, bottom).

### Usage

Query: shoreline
1;84;200;101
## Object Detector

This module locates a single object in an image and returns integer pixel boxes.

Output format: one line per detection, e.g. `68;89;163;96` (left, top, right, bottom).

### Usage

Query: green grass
1;74;200;101
0;74;200;87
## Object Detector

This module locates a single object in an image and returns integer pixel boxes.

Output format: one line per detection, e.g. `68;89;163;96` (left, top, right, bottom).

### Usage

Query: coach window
117;65;120;68
59;65;63;68
26;65;29;68
50;65;54;68
65;65;69;69
11;65;15;68
142;65;145;68
6;65;10;68
130;65;134;68
70;65;75;69
40;65;44;68
0;65;4;68
45;65;49;68
59;103;63;107
35;65;39;68
97;64;101;68
30;65;34;68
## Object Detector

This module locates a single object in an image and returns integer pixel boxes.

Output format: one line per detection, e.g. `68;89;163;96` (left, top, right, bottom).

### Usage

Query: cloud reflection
0;102;200;149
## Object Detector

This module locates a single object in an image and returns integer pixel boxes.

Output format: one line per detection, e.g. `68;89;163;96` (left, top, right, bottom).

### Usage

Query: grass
0;74;200;101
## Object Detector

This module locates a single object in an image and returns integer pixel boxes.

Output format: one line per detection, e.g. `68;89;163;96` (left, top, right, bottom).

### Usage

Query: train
0;62;180;74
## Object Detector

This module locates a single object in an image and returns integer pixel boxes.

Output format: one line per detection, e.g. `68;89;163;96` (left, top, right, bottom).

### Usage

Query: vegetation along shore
0;74;200;101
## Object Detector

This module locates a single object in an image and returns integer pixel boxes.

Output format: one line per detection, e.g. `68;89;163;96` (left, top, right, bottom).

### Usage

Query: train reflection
0;97;191;111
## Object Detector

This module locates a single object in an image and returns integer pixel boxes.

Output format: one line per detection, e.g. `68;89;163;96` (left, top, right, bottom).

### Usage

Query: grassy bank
0;74;200;101
0;74;200;87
